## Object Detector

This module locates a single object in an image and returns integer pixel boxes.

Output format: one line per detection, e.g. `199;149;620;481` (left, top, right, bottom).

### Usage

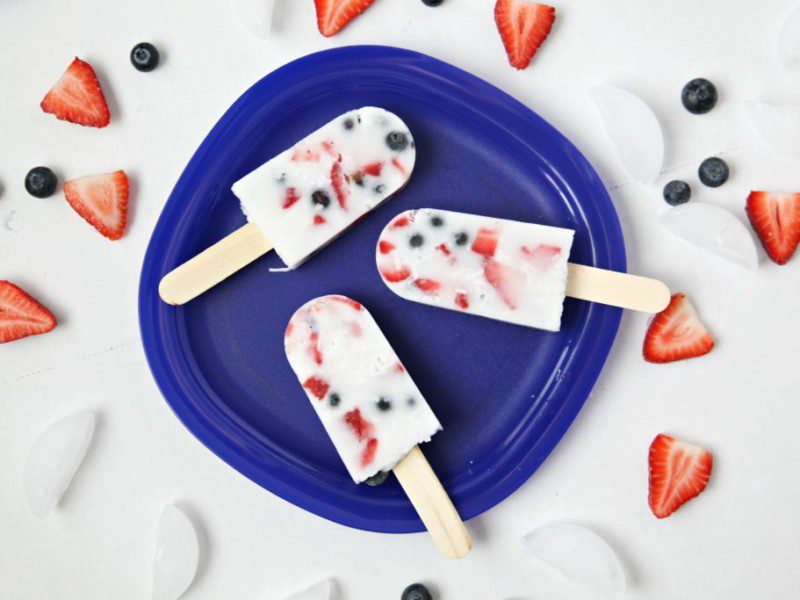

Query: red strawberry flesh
40;57;110;127
0;281;57;344
494;0;556;70
746;191;800;265
63;170;129;240
649;433;712;518
643;293;714;363
314;0;377;37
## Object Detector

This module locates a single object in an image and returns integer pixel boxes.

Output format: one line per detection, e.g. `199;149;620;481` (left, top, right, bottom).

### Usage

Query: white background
2;1;800;598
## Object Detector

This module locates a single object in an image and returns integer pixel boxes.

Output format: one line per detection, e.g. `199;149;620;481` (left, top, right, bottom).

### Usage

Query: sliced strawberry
471;228;499;257
349;321;363;337
314;0;377;37
494;0;555;70
455;292;469;310
746;191;800;265
330;296;362;311
361;437;378;467
303;376;330;400
484;259;525;309
391;157;408;178
308;332;323;365
285;322;294;338
390;215;410;229
330;161;349;209
649;433;712;518
63;170;129;240
393;361;405;374
522;243;562;268
313;214;327;225
291;147;320;162
378;240;396;254
643;293;714;363
436;243;452;256
362;162;383;176
40;57;110;128
344;408;375;440
0;281;57;344
413;278;441;294
282;187;300;209
380;265;411;283
321;140;338;157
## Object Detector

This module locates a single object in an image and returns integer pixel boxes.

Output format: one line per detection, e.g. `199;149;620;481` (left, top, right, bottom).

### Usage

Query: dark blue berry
422;0;444;4
402;583;432;600
430;215;444;227
328;393;341;407
454;231;468;246
409;234;424;248
24;167;57;198
343;118;355;130
374;184;386;194
365;471;388;486
377;397;392;411
663;180;691;206
407;397;417;407
386;131;409;151
698;157;729;188
681;78;717;114
312;190;330;208
131;42;159;72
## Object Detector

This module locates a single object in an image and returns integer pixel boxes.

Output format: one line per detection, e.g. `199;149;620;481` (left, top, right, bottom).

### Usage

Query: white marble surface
2;1;800;598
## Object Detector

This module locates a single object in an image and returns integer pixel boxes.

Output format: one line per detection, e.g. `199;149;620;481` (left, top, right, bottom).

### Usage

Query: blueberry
386;131;409;151
312;190;330;208
401;583;432;600
376;397;392;411
681;78;717;114
374;184;386;194
130;42;160;72
343;118;355;130
409;233;424;248
352;172;364;186
662;180;691;206
328;393;341;407
422;0;445;5
24;167;57;198
365;471;388;486
430;215;444;227
698;157;729;187
407;397;417;407
454;231;469;246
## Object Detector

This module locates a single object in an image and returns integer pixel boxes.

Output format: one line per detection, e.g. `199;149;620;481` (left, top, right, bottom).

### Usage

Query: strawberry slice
330;296;362;311
484;259;525;309
413;278;441;294
649;433;712;518
522;244;562;268
378;240;396;254
0;281;57;344
40;58;110;128
379;265;411;283
471;228;499;257
746;191;800;265
315;0;377;37
330;161;349;209
390;215;410;229
361;437;378;467
362;162;383;176
321;140;338;157
436;243;452;257
391;157;408;178
313;215;327;225
344;408;375;441
308;332;323;365
494;0;556;70
643;293;714;363
455;292;470;310
303;376;330;400
63;170;129;240
291;148;320;162
282;187;300;209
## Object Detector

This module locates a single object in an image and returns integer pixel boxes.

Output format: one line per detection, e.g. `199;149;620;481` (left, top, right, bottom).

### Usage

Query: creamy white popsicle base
284;295;441;483
376;209;575;331
231;107;415;269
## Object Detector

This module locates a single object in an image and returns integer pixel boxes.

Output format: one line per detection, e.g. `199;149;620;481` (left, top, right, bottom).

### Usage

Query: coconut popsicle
158;107;415;305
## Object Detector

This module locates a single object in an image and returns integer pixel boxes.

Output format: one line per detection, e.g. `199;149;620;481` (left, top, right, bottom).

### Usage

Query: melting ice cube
232;0;275;37
24;411;95;518
590;85;665;184
746;101;800;156
661;202;759;269
522;523;625;598
777;4;800;64
152;505;199;600
284;579;333;600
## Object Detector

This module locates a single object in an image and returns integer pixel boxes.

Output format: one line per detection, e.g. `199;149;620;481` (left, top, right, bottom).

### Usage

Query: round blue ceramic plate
139;45;625;533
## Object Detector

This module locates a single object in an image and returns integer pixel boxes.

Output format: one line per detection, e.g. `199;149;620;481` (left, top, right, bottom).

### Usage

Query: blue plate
139;46;625;533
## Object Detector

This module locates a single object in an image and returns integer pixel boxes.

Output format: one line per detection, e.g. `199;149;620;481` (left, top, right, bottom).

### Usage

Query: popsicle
158;107;416;305
376;209;670;330
285;295;471;558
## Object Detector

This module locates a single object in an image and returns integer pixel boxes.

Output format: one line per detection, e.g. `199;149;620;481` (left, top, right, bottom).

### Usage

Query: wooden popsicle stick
158;223;273;305
566;263;670;313
392;445;472;559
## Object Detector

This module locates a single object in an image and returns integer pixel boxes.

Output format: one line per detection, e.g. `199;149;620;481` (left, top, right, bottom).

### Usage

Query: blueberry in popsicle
159;107;415;304
377;209;671;330
284;295;471;558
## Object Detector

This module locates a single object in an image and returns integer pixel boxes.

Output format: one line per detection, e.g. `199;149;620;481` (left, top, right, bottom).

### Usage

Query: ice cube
152;505;199;600
746;101;800;156
522;523;625;598
661;202;759;269
232;0;275;37
284;579;333;600
777;4;800;64
24;411;95;518
590;85;665;184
